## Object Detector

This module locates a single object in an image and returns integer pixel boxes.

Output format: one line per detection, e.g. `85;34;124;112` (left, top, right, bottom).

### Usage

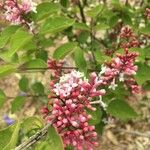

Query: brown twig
83;0;87;6
5;94;48;100
77;0;86;23
15;121;54;150
15;124;150;150
90;19;97;65
5;94;102;106
14;99;103;150
17;66;101;73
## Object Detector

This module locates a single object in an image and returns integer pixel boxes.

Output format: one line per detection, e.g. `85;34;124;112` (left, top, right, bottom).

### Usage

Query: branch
90;100;102;104
19;66;77;71
125;0;128;6
95;37;108;48
17;66;101;73
5;94;48;100
15;122;150;150
6;94;104;104
140;0;144;6
83;0;87;6
77;0;86;23
15;121;54;150
14;100;102;149
90;19;97;65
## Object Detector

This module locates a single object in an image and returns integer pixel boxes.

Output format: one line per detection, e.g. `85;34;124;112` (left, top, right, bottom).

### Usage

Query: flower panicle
2;0;36;26
120;26;140;49
99;26;141;93
41;26;141;150
41;69;106;150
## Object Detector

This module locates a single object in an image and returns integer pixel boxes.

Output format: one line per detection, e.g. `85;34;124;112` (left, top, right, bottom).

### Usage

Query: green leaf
0;25;19;49
95;23;110;31
87;5;103;18
111;83;129;99
87;106;102;125
22;116;44;135
107;100;138;120
0;121;21;150
0;125;15;149
0;29;33;62
143;81;150;90
40;17;74;34
39;37;53;48
47;126;64;150
7;28;33;57
35;141;51;150
122;13;132;25
36;50;48;62
0;64;16;79
73;22;90;31
94;49;103;62
32;82;44;95
53;42;77;60
109;14;119;27
74;47;87;72
140;24;150;35
0;89;6;108
60;0;69;7
77;31;90;43
24;58;47;69
95;121;105;135
11;96;25;113
66;145;74;150
0;52;14;62
94;49;111;63
135;63;150;85
130;48;145;62
111;0;119;4
144;47;150;59
36;2;61;20
19;76;29;92
22;40;36;51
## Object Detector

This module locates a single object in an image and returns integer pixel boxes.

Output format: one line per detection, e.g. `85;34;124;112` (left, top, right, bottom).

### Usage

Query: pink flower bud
71;121;79;127
57;121;62;126
72;141;77;146
66;99;72;105
62;118;68;124
79;116;86;122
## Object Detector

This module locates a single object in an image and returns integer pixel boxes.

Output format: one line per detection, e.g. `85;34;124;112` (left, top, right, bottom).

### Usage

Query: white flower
119;73;124;82
99;96;107;110
99;64;107;75
102;117;114;124
108;78;118;90
53;70;86;97
27;21;35;32
21;0;37;13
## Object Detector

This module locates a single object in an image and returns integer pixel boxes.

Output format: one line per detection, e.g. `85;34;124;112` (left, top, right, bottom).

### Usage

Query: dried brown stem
15;122;53;150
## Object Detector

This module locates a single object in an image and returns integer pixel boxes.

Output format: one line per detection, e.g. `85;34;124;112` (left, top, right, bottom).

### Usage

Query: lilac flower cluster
98;26;141;93
99;50;140;93
41;68;106;150
41;27;141;150
120;26;140;49
1;0;36;25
